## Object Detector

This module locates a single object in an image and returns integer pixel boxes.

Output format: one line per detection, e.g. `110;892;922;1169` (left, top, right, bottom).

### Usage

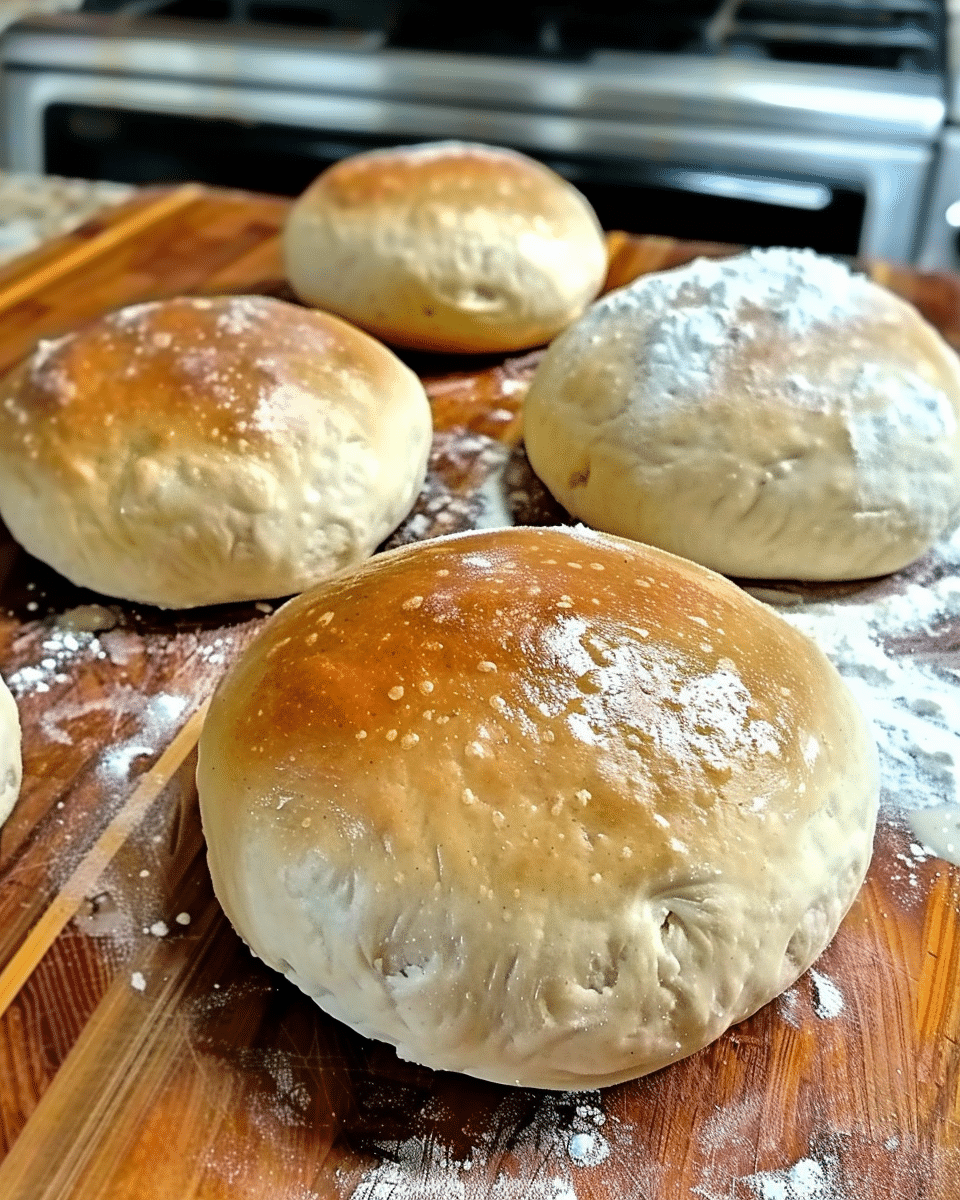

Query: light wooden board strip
0;894;230;1200
198;232;284;294
0;700;209;1020
0;184;204;316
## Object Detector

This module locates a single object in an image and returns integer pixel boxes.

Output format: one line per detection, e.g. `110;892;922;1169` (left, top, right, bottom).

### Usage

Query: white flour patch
742;1155;840;1200
696;1152;845;1200
252;1049;313;1129
808;970;844;1020
195;637;233;667
96;691;188;790
566;1129;609;1168
349;1147;578;1200
777;986;802;1029
99;742;155;786
5;628;105;696
697;1094;763;1155
346;1091;616;1199
474;451;516;531
347;1142;469;1200
769;524;960;870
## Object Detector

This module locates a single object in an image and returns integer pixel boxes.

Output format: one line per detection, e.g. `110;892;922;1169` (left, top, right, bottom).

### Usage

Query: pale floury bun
0;296;432;608
0;677;21;828
524;247;960;580
197;525;879;1090
283;141;608;354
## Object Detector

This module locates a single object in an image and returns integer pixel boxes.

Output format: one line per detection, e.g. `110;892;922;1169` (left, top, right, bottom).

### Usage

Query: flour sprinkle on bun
524;247;960;580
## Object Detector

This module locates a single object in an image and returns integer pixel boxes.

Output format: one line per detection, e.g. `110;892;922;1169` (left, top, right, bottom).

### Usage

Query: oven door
0;61;935;260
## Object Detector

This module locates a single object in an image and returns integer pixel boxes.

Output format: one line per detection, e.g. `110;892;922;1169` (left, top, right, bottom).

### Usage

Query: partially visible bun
0;677;21;828
0;296;432;608
197;525;878;1090
524;247;960;580
283;141;608;354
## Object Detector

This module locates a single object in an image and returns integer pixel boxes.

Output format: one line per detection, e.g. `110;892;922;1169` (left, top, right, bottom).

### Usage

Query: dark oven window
44;103;867;254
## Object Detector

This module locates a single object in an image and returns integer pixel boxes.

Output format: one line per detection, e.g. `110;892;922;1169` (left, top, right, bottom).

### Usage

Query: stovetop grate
79;0;946;72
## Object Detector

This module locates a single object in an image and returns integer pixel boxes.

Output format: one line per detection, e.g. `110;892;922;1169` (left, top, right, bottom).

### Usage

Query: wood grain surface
0;184;957;1199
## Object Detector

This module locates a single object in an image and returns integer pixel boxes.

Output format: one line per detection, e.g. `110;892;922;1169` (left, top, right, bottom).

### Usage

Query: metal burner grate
726;0;944;70
78;0;945;71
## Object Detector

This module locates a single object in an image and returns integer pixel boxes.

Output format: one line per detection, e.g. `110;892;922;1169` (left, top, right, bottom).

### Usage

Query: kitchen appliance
916;0;960;266
0;0;951;261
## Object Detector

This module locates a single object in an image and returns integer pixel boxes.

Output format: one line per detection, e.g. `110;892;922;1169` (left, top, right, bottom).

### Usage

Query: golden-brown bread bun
196;525;878;1090
0;676;21;828
282;141;608;354
0;295;432;608
524;246;960;580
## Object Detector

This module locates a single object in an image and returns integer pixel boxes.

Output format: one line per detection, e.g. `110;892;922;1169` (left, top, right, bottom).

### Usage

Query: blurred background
0;0;957;265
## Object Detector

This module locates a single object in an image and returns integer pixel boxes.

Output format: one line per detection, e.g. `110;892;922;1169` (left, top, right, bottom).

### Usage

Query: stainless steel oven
917;0;960;268
0;1;950;262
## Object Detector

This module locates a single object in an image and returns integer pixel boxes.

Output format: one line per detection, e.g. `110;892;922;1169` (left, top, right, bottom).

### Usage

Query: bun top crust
198;526;878;1088
208;527;838;889
282;141;608;354
0;295;432;607
317;141;576;222
523;247;960;580
1;295;413;468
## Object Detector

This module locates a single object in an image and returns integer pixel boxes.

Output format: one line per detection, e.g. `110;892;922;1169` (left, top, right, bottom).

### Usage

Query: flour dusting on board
5;625;107;696
767;524;960;871
742;1155;840;1200
694;1145;849;1200
808;970;844;1020
347;1091;617;1198
97;691;188;788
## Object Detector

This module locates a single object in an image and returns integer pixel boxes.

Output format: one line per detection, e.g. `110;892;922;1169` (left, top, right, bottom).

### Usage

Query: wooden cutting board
0;183;957;1199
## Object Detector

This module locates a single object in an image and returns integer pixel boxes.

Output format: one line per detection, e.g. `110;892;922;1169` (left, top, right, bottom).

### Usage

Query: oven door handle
648;167;833;212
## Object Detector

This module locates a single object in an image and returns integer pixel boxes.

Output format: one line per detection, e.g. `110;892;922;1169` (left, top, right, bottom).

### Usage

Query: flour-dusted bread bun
196;525;879;1090
283;141;608;354
524;247;960;581
0;296;432;608
0;677;22;828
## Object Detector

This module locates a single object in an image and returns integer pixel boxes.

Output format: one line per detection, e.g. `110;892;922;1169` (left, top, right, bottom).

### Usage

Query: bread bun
0;677;22;828
524;247;960;580
0;296;432;608
283;141;607;354
196;525;878;1090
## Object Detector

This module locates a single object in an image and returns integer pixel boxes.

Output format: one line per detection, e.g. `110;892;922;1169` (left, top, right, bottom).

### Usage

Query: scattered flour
95;691;188;789
777;986;802;1029
5;626;105;696
808;970;844;1020
742;1155;839;1200
253;1049;313;1129
566;1129;610;1167
346;1091;614;1199
771;524;960;866
695;1142;845;1200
